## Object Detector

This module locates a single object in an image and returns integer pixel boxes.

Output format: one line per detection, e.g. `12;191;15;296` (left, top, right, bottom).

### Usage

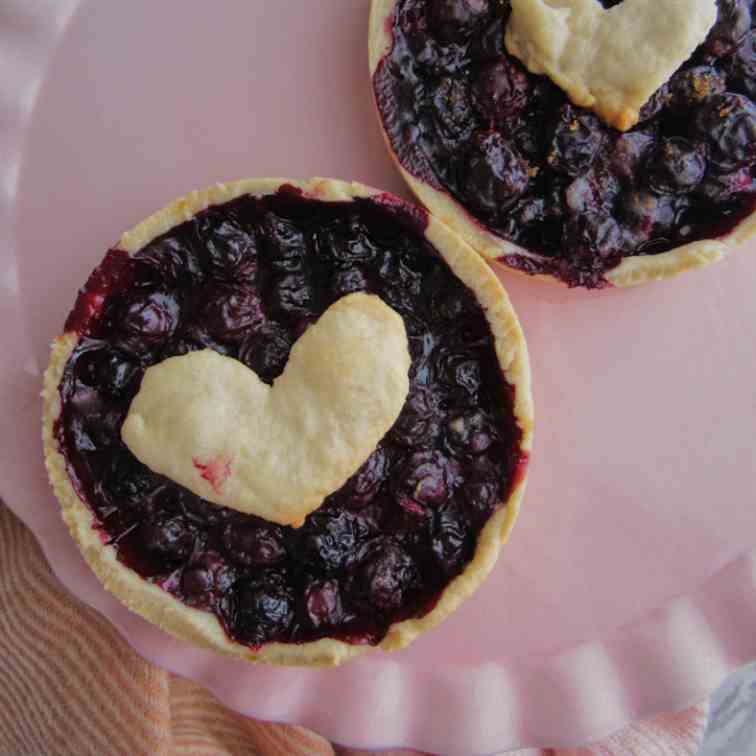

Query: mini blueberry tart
42;178;533;666
369;0;756;288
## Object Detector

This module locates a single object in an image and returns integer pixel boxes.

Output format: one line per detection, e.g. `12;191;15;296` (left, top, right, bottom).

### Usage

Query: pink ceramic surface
1;1;756;753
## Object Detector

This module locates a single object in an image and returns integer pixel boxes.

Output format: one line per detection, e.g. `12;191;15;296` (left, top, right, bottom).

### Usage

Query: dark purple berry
197;213;257;281
432;503;469;574
135;236;204;287
342;449;390;508
567;212;625;257
299;509;376;572
729;31;756;99
353;543;418;613
98;451;156;507
231;578;294;645
75;346;138;397
390;386;442;447
392;450;455;509
648;138;707;194
181;562;217;597
238;323;292;383
564;167;621;216
446;411;494;456
471;59;530;123
691;93;756;171
267;273;315;320
181;552;235;606
428;0;489;42
695;166;756;202
305;579;346;628
461;131;529;218
140;517;194;562
607;130;657;184
547;104;606;178
260;212;306;272
117;290;179;341
618;191;680;238
331;268;370;297
199;285;263;340
470;16;506;60
462;458;502;526
223;521;286;567
705;0;751;57
669;66;727;113
430;77;475;147
637;84;671;123
438;353;482;395
316;218;378;266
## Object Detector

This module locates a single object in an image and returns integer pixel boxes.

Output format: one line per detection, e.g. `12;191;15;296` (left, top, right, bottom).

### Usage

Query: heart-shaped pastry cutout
122;292;410;527
505;0;717;130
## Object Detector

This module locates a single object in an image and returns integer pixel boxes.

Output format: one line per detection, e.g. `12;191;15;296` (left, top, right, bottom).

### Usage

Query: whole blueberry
668;66;726;113
647;138;707;194
352;543;418;613
547;104;606;178
471;59;530;123
238;323;292;383
705;0;751;57
461;131;529;218
691;93;756;171
428;0;489;43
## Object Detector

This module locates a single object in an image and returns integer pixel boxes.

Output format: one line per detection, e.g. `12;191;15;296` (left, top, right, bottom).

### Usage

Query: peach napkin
0;501;707;756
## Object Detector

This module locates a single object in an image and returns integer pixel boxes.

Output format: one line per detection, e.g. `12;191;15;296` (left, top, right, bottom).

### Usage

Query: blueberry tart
42;179;533;666
369;0;756;288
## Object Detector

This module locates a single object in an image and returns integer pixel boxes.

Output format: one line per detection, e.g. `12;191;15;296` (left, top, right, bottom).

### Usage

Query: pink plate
2;1;756;753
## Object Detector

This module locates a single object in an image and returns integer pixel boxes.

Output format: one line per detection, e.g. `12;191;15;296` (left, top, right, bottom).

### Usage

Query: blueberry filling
373;0;756;288
55;187;524;648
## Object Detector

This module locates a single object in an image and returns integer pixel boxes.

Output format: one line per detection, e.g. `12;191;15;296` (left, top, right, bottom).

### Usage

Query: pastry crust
368;0;756;288
42;177;533;667
122;294;411;527
505;0;717;132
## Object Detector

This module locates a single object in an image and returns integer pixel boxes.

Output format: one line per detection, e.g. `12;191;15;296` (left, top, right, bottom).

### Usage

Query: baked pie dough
505;0;717;131
123;294;411;527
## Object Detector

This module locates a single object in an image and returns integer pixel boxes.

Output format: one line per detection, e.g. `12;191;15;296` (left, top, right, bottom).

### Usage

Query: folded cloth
0;502;707;756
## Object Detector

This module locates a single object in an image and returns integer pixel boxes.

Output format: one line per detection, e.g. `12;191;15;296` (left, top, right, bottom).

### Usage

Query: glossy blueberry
392;449;455;509
471;59;530;123
197;213;258;281
230;577;294;645
647;138;707;194
238;323;292;383
117;290;180;342
267;273;315;320
691;93;756;171
342;448;390;508
461;131;529;218
427;0;489;42
199;285;263;340
140;517;195;562
446;411;494;456
432;502;469;574
352;543;418;613
668;66;726;113
547;104;606;178
305;579;346;628
223;520;286;567
695;166;756;203
729;31;756;99
705;0;751;57
259;212;306;271
299;509;377;572
431;77;475;147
